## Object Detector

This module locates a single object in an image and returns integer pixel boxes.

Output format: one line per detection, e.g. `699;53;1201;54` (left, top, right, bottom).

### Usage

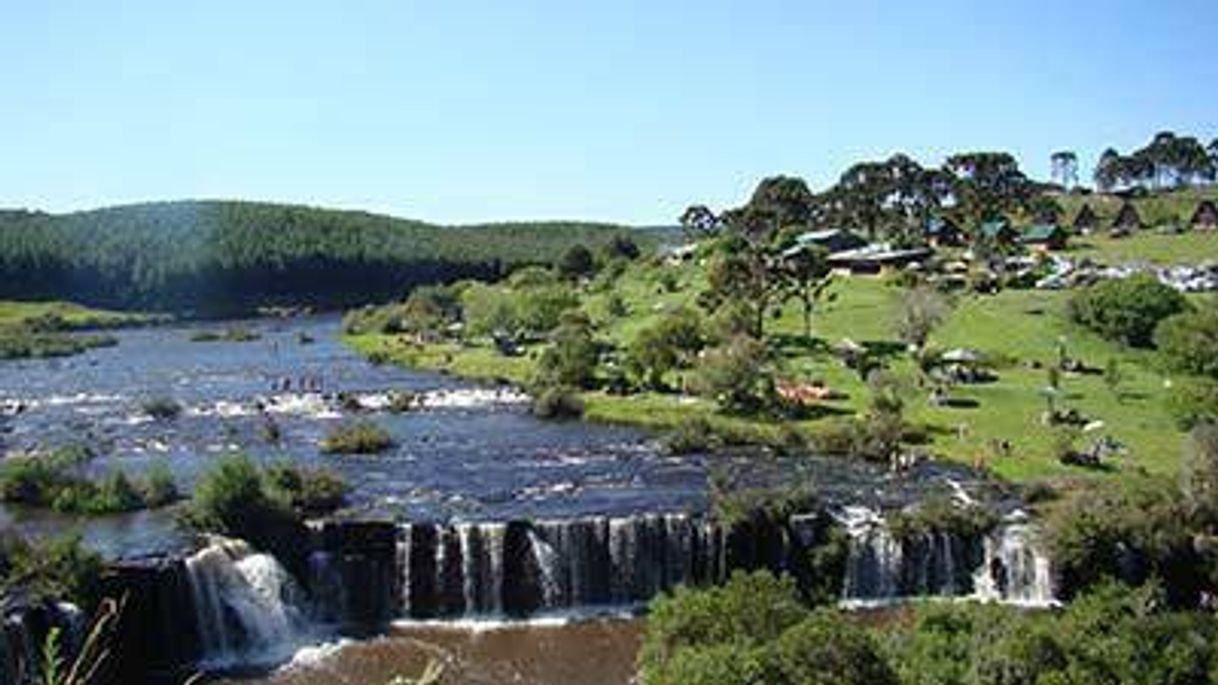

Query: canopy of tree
0;201;648;314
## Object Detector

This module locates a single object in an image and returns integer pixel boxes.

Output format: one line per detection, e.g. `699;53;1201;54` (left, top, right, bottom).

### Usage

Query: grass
0;300;159;360
1067;230;1218;265
321;420;395;454
0;300;157;330
346;251;1201;485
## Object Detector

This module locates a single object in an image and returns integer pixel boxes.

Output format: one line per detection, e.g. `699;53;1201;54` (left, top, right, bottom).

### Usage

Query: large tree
1050;150;1079;189
944;152;1032;229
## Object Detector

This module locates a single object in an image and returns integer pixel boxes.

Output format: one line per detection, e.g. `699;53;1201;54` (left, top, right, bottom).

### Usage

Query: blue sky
2;1;1215;225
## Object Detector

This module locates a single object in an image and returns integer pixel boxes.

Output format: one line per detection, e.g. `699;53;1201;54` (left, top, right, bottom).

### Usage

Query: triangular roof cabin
978;218;1017;243
1112;202;1142;230
1189;200;1218;230
1020;223;1069;249
1072;204;1098;231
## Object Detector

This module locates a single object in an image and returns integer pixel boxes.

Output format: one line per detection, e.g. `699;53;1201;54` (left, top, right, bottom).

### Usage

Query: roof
979;219;1014;239
827;243;931;264
1190;200;1218;225
791;228;869;255
1021;223;1066;243
926;217;960;235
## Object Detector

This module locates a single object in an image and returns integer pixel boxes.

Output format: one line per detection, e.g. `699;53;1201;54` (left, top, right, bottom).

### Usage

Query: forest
0;201;646;314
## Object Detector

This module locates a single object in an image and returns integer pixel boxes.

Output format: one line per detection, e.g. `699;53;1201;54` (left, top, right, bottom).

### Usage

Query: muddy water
219;618;644;685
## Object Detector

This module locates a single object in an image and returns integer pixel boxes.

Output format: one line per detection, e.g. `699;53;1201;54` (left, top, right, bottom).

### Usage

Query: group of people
271;375;325;393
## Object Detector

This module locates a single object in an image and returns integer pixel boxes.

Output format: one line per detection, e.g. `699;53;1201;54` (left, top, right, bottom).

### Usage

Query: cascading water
973;512;1055;606
838;506;1056;607
393;514;725;619
185;537;309;668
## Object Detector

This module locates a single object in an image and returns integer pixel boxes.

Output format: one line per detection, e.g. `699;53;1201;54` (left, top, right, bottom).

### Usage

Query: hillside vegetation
0;201;648;314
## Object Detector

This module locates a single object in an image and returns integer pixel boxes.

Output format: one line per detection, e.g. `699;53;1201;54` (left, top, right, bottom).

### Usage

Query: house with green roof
1020;223;1069;250
977;218;1018;245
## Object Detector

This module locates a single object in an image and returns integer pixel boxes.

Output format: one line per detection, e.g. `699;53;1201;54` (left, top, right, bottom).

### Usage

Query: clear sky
2;1;1215;225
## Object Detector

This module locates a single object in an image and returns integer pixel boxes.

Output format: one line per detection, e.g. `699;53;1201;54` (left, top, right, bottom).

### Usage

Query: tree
625;307;705;390
705;236;785;338
535;311;599;389
1181;423;1218;525
944;152;1032;229
779;244;833;341
1155;304;1218;378
690;334;777;414
678;205;721;241
1051;150;1079;189
895;286;950;352
602;234;641;261
1067;275;1192;347
558;244;595;279
1094;147;1122;192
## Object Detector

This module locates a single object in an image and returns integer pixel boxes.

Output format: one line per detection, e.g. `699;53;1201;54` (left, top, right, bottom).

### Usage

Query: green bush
531;386;585;420
142;462;179;508
1067;274;1191;347
886;493;999;542
1165;376;1218;430
688;334;777;414
0;534;103;610
662;417;724;455
534;313;599;389
265;463;349;516
321;420;395;454
1156;304;1218;378
141;397;182;421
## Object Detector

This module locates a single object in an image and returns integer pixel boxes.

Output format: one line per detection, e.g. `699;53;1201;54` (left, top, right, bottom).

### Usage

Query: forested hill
0;200;647;314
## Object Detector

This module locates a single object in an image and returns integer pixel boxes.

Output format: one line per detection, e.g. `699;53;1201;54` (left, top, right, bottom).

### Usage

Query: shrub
688;334;777;414
775;610;898;685
887;493;999;542
558;243;596;278
1155;304;1218;378
265;463;349;516
1165;376;1218;430
0;534;103;610
1067;274;1191;347
386;390;419;413
534;313;599;389
663;417;723;455
321;420;395;454
531;386;585;420
141;397;182;421
142;462;179;508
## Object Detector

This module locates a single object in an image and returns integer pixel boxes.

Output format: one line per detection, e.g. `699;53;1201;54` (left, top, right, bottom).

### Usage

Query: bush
1067;274;1191;347
534;313;599;389
0;533;103;610
775;610;898;685
1155;304;1218;378
558;243;596;278
142;462;179;508
688;334;777;414
663;417;723;455
531;386;585;420
1165;376;1218;429
321;420;395;454
141;397;182;421
265;463;349;516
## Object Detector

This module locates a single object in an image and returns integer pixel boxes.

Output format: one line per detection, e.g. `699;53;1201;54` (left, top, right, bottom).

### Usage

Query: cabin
977;218;1018;245
787;228;869;256
827;243;932;275
1071;204;1098;234
1111;202;1142;236
1020;223;1069;251
1189;200;1218;231
925;217;964;247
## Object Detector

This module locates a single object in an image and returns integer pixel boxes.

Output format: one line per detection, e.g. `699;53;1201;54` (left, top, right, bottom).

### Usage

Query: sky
1;1;1215;225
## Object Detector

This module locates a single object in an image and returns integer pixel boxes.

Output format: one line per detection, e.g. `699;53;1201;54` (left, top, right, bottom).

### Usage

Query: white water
185;537;311;669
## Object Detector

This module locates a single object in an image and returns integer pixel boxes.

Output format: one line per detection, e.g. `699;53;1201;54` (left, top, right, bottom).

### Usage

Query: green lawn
0;300;155;329
1067;229;1218;265
348;255;1196;486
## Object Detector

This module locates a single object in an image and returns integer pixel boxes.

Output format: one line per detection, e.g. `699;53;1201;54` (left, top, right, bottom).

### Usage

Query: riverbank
343;261;1189;485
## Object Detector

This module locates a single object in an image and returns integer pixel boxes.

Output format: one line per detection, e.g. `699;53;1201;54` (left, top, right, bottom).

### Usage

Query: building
827;243;932;275
1020;223;1069;250
785;228;869;256
978;218;1018;245
1071;204;1098;233
1189;200;1218;230
1111;201;1142;235
925;216;964;247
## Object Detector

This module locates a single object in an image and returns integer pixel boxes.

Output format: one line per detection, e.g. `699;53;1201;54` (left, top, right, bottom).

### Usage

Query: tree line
0;200;647;314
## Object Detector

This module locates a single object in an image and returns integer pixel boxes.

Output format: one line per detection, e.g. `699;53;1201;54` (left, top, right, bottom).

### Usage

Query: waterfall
184;537;308;668
393;514;724;619
972;513;1055;606
839;506;1056;607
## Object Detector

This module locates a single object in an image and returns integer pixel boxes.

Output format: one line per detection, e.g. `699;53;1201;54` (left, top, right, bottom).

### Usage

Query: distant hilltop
0;199;654;315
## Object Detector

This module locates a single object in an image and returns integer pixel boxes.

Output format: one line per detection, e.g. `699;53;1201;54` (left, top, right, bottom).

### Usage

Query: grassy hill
0;200;652;314
1056;186;1218;232
348;248;1211;486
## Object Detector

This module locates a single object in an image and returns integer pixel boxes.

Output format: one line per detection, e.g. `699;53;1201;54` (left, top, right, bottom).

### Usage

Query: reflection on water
218;618;643;685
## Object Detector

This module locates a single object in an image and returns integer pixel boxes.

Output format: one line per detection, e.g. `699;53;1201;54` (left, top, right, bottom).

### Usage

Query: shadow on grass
939;397;981;409
785;403;855;420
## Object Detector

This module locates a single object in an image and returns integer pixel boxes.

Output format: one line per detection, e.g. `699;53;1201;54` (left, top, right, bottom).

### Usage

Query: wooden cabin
1020;223;1069;251
1189;200;1218;231
1111;202;1142;236
1071;204;1098;234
